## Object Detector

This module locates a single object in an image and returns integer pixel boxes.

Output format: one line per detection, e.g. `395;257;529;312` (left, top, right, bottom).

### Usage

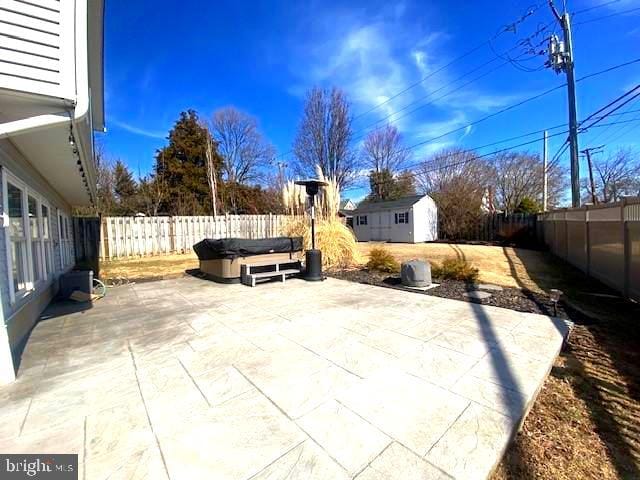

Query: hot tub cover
193;237;303;260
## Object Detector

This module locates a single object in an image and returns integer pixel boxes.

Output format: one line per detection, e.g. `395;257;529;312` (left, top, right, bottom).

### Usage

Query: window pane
7;183;24;238
42;205;50;239
31;241;41;281
11;241;25;292
28;195;39;239
44;243;52;276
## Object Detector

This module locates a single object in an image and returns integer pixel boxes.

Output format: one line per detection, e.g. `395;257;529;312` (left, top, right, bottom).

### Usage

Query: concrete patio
0;276;569;479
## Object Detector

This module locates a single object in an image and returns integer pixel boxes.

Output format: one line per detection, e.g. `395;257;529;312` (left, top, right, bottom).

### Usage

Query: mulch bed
328;268;580;320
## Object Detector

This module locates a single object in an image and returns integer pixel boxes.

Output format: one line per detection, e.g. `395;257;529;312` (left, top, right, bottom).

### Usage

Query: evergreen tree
113;160;138;214
154;110;222;215
367;169;416;201
514;197;541;214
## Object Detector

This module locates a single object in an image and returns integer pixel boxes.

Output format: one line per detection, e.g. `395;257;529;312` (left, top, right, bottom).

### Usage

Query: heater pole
310;195;316;250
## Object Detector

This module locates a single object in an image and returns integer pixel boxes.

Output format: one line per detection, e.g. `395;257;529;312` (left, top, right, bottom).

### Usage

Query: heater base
304;249;324;281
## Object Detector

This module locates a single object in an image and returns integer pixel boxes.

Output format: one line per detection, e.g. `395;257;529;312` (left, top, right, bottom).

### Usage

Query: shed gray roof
353;195;426;213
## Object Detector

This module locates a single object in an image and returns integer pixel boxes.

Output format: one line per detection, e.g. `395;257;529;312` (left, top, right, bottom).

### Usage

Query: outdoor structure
537;197;640;303
352;195;438;243
0;0;104;383
338;198;356;228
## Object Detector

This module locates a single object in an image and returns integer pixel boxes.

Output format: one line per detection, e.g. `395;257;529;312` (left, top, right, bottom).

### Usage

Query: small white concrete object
401;260;431;287
477;283;504;292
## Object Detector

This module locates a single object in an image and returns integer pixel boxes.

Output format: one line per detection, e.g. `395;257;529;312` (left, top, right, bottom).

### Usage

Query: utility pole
548;1;580;207
581;146;604;205
543;130;548;211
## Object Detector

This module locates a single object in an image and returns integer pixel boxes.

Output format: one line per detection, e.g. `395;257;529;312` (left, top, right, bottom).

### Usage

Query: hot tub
193;237;304;283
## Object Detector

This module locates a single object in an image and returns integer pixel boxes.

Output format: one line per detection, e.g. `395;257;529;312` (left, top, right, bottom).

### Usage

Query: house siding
0;139;75;352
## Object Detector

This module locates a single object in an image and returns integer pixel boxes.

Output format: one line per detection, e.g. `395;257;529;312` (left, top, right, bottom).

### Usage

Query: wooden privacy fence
537;197;640;302
442;213;538;243
100;215;294;260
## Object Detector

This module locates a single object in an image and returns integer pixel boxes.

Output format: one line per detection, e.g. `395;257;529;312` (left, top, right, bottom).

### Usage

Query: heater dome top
295;179;329;196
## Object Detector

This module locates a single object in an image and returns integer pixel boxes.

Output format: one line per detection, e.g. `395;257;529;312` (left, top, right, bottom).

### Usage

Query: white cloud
286;3;521;159
110;118;166;139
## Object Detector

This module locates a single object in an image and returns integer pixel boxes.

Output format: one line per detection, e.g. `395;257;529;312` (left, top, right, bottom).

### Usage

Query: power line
352;4;548;122
587;97;640;144
600;115;640;145
548;85;640;171
276;10;553;161
403;58;640;156
574;5;640;26
579;85;640;131
352;43;489;122
364;118;640;185
572;0;622;16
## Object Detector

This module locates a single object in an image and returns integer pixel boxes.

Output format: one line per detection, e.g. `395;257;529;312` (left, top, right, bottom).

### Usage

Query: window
28;195;43;283
395;212;409;224
357;215;368;226
2;169;60;303
6;181;29;296
42;204;53;277
59;212;73;269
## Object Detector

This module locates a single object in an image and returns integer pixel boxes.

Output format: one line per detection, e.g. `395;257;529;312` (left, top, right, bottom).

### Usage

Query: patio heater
295;179;328;281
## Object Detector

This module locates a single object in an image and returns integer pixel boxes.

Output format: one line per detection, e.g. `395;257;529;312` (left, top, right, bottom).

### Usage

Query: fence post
585;205;591;276
623;203;628;297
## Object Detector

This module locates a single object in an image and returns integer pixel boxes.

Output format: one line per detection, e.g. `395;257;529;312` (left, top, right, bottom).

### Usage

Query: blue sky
101;0;640;201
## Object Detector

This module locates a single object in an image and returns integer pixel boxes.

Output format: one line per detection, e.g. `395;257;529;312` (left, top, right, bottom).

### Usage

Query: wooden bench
241;259;302;287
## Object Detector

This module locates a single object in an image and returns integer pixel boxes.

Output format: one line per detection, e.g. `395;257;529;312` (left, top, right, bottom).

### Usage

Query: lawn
100;242;640;478
101;242;561;291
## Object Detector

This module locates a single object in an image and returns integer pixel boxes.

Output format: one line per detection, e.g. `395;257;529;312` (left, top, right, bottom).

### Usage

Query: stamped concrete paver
1;276;569;479
426;403;517;479
298;400;390;475
356;442;453;479
250;440;349;480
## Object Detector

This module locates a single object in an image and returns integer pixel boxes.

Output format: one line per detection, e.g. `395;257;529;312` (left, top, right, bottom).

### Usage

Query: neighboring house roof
340;199;356;210
353;195;427;213
338;210;354;217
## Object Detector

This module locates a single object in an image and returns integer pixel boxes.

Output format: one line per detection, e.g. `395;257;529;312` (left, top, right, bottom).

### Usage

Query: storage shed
352;195;438;243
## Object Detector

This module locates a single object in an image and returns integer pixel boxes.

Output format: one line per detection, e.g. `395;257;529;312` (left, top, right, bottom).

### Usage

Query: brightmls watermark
0;455;77;479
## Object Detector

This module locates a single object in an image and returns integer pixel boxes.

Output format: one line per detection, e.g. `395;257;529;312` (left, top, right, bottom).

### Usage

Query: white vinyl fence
100;215;294;260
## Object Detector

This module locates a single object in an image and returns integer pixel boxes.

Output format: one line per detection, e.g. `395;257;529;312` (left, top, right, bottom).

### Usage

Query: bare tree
491;151;568;213
583;148;640;203
93;143;117;216
210;107;274;185
204;131;219;216
138;152;167;216
415;148;492;239
361;125;410;173
292;87;357;188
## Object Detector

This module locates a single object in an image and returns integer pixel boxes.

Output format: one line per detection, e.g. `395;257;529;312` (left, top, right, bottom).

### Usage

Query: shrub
284;216;361;269
432;257;479;282
366;247;399;273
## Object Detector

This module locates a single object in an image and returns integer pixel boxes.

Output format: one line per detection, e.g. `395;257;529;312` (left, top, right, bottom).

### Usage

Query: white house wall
0;0;76;99
0;139;75;354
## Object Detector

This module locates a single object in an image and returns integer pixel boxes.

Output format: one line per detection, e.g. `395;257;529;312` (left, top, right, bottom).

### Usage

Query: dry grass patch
356;242;569;292
101;253;198;283
493;319;640;479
